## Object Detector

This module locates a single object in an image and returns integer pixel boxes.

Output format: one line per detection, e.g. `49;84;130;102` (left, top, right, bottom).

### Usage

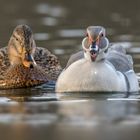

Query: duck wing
34;47;62;80
65;51;84;69
0;47;10;79
106;44;133;73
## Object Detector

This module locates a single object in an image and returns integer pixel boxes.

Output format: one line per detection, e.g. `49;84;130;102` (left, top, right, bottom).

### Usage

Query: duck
56;26;139;93
0;25;62;89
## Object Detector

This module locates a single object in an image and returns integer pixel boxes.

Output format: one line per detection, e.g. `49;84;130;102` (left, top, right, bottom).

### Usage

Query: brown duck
0;25;62;89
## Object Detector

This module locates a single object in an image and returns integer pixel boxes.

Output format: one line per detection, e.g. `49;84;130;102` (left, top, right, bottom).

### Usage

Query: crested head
8;25;36;68
82;26;109;61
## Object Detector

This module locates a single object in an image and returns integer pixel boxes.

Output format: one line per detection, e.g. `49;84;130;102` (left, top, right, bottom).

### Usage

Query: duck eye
13;34;19;41
100;33;104;37
86;33;89;37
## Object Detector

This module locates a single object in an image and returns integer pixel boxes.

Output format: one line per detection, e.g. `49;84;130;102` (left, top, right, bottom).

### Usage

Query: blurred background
0;0;140;67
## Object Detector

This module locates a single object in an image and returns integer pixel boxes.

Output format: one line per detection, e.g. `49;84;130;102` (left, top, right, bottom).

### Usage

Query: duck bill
22;53;36;68
90;43;99;61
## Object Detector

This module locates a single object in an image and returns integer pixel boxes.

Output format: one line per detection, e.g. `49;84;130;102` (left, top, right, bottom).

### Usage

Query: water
0;0;140;139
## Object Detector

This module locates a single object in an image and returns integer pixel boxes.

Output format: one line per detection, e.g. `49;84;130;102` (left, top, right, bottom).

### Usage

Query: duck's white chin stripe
82;37;90;52
82;37;92;61
104;38;109;50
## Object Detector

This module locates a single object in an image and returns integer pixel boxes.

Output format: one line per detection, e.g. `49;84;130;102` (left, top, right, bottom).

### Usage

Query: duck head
8;25;37;68
82;26;109;61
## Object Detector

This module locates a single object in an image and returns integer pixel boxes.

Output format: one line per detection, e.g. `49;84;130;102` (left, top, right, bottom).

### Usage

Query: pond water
0;0;140;140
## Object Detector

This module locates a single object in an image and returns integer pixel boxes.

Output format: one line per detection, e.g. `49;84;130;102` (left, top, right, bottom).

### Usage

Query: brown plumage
0;25;62;89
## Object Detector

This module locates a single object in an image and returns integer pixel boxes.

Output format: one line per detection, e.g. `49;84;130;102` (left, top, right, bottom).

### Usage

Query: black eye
13;34;19;41
86;33;89;37
100;33;104;37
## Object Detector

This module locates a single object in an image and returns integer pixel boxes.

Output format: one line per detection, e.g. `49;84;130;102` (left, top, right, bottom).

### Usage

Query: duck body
0;25;62;89
106;45;139;92
0;64;48;89
0;46;61;89
56;58;129;92
56;26;139;93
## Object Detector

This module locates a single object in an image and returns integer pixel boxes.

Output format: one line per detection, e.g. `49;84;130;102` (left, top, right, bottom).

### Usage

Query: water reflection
0;90;139;104
0;100;140;140
57;92;130;100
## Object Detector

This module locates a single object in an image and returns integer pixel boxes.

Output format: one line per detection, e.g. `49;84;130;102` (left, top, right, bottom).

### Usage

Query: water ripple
34;33;50;41
57;29;85;38
35;3;67;17
41;17;58;26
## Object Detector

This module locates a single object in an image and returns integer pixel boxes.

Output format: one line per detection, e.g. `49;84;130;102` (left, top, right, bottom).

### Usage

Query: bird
0;24;62;89
56;26;139;93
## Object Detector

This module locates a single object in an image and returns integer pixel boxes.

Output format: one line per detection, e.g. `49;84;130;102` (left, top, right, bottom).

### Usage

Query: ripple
0;97;11;103
35;3;67;17
36;3;50;14
0;114;58;125
111;42;132;49
53;49;65;55
41;17;58;26
58;29;85;38
127;47;140;53
34;33;50;41
114;35;134;41
50;39;78;47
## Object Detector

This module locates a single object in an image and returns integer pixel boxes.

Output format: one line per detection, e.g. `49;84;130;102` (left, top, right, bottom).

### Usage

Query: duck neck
84;51;106;62
8;40;22;66
95;51;106;61
9;55;22;66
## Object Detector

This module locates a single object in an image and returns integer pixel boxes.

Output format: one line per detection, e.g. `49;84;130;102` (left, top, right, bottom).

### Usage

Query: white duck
56;26;139;93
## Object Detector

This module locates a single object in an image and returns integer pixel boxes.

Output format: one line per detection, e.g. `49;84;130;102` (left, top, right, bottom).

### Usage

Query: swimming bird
56;26;139;93
0;25;62;89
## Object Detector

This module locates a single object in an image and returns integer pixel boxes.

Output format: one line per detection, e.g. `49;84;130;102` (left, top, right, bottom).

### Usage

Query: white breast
56;59;129;92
